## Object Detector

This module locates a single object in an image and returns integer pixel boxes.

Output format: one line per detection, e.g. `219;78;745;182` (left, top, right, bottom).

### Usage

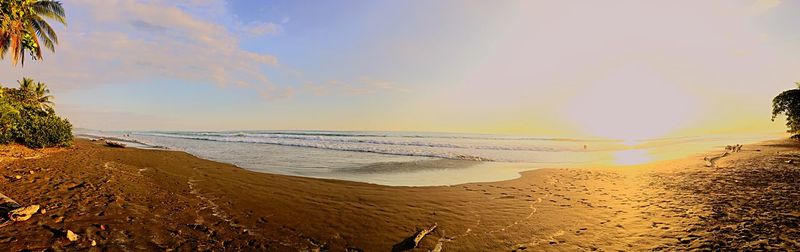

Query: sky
0;0;798;140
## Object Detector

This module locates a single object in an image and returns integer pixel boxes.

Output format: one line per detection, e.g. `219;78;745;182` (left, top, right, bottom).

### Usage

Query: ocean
74;129;780;186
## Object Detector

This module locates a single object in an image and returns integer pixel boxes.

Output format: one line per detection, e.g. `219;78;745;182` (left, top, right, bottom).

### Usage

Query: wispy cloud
241;21;283;37
3;0;398;100
1;0;280;96
0;0;394;102
128;20;168;33
57;104;171;130
293;74;410;97
752;0;782;13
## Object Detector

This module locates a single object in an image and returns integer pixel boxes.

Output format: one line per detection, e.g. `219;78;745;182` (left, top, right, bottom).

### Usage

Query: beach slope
0;139;798;250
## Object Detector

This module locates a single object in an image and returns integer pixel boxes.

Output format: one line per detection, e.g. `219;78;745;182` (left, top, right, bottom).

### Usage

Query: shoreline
0;138;798;250
73;133;781;187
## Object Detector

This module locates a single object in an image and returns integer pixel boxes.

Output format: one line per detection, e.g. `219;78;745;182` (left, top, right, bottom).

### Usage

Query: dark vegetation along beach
0;138;797;250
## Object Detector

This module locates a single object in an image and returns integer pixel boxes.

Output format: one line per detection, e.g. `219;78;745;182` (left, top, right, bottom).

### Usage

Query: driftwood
105;141;126;148
9;205;39;221
704;151;730;168
414;223;437;246
392;223;438;252
431;236;450;252
0;192;20;210
725;144;744;153
0;192;21;227
0;192;41;228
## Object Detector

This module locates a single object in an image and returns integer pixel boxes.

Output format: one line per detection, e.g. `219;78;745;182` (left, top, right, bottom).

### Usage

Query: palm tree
0;0;66;66
772;82;800;139
17;75;33;90
32;80;52;110
17;77;53;110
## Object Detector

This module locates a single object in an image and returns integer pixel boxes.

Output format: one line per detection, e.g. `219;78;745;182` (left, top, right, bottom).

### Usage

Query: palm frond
24;26;44;60
10;32;22;66
0;0;66;66
30;18;56;52
18;78;34;90
31;0;66;26
0;34;7;60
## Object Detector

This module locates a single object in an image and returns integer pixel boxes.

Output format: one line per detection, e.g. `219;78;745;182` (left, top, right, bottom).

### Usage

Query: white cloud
0;0;283;97
241;21;282;37
0;0;400;102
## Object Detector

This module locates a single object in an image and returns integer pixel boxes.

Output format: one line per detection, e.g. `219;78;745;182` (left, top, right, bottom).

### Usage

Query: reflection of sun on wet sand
613;149;652;165
0;139;797;250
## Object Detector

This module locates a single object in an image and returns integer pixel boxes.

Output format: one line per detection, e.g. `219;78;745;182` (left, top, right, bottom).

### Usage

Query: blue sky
1;0;798;138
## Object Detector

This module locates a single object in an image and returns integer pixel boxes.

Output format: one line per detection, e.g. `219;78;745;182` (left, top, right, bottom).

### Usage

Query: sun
563;65;699;142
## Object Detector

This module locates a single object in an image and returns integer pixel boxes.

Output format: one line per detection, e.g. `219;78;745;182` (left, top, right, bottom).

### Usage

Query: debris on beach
105;141;126;148
0;193;40;226
66;230;79;242
703;152;729;168
392;223;438;251
431;236;449;252
414;223;438;247
724;144;744;153
9;205;39;221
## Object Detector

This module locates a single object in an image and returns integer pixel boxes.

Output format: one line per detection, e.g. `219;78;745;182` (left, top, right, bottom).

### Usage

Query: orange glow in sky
0;0;796;137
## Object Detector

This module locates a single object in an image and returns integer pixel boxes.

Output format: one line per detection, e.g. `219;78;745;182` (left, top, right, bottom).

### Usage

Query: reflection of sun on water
622;139;640;146
613;149;652;165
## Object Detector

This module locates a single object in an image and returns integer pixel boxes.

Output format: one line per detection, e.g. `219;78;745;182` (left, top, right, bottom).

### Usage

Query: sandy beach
0;138;797;251
4;0;800;251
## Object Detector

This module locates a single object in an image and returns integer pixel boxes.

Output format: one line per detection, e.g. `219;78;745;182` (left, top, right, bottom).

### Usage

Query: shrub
0;100;20;144
0;78;73;148
13;114;73;148
13;112;73;148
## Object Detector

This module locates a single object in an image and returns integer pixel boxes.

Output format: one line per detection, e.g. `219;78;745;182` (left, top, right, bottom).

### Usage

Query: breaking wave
134;131;503;161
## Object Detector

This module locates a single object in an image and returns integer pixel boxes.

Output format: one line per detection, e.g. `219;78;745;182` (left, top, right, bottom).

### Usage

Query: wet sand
0;139;798;250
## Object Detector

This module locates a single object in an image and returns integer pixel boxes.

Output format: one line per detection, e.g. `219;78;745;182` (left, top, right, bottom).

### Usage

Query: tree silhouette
772;82;800;139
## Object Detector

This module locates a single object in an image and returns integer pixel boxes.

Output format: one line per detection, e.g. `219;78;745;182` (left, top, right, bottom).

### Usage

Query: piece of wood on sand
105;141;126;148
704;151;730;168
392;223;438;252
0;192;41;228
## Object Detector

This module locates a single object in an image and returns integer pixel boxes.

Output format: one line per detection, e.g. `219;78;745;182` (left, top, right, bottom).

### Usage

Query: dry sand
0;139;798;251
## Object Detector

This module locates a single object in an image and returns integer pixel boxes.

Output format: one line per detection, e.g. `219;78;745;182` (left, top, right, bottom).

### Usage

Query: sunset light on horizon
0;0;796;140
3;1;800;250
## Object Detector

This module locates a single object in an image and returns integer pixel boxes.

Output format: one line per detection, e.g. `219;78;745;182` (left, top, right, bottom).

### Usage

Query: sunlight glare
563;65;699;141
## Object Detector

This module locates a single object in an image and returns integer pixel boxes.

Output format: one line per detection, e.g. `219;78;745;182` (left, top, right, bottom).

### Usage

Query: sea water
75;129;781;186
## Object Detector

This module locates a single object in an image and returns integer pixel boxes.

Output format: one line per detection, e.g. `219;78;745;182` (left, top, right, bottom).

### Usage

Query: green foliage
0;0;66;66
0;96;20;144
772;83;800;140
0;76;71;148
14;77;53;110
14;110;71;148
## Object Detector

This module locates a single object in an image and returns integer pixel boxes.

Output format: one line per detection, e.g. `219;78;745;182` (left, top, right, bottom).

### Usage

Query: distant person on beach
583;144;587;151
